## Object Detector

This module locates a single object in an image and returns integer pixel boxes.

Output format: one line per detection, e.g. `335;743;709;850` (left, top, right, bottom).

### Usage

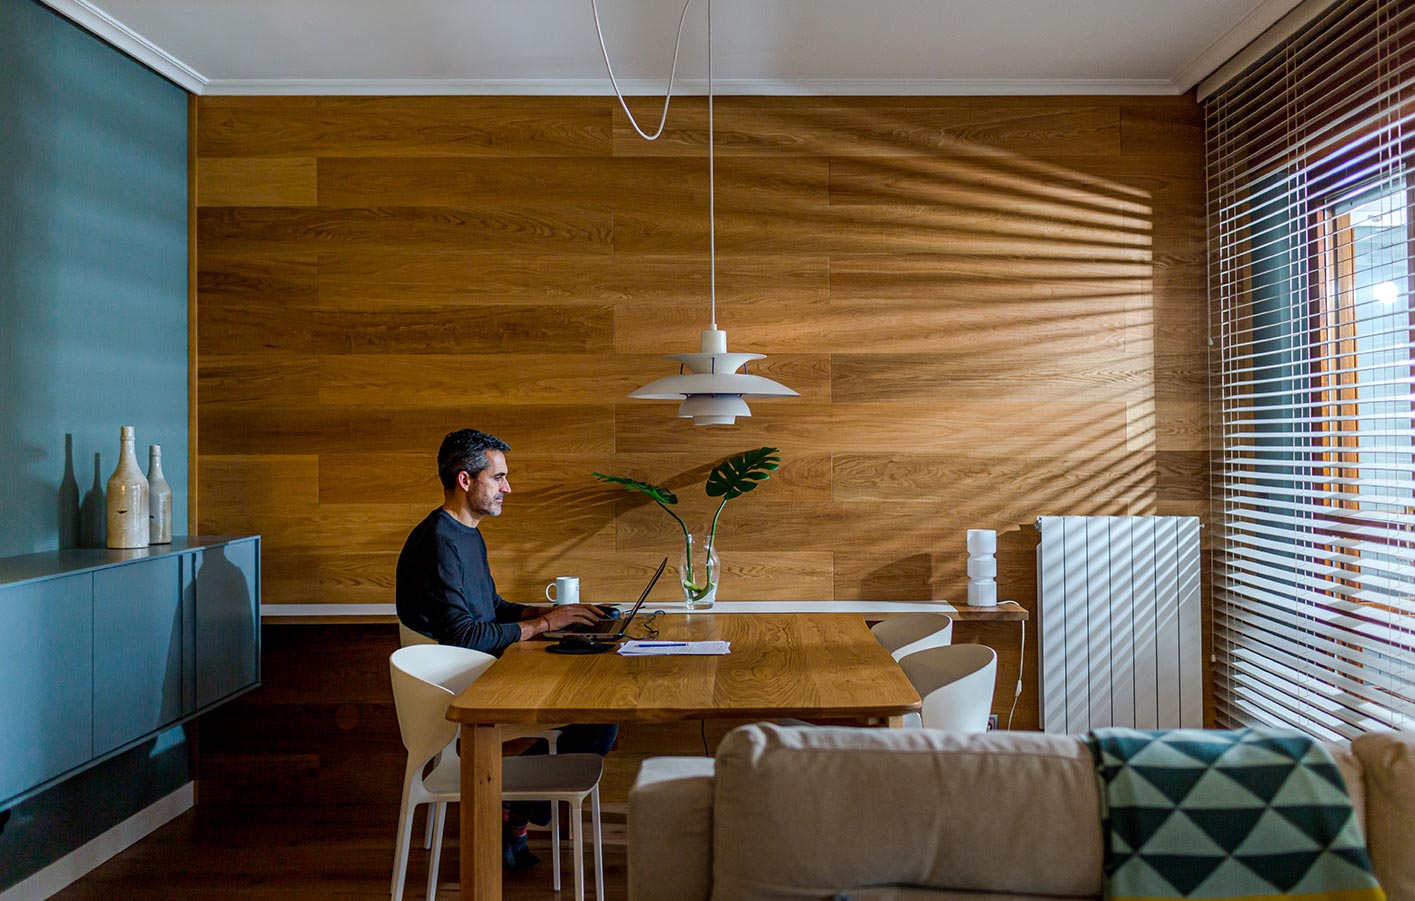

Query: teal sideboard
0;536;260;810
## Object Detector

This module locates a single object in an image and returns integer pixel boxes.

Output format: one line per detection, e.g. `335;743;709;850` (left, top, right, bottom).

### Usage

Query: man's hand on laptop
521;603;605;640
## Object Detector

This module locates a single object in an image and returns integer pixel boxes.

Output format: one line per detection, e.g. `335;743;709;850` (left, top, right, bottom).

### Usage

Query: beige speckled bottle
147;444;172;545
106;426;150;549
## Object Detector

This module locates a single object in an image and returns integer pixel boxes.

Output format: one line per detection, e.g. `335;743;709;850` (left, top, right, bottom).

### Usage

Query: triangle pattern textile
1086;728;1385;901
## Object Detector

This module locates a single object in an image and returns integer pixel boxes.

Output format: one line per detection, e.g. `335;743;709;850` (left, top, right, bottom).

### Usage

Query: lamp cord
589;0;694;141
707;0;716;328
590;0;717;328
1008;619;1025;731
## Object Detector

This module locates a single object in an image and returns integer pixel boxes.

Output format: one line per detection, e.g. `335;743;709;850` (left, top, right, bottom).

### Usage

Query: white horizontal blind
1207;0;1415;738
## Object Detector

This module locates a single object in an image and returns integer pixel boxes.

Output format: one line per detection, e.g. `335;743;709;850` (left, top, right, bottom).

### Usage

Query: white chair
869;613;954;661
398;621;434;649
396;621;563;852
389;645;605;901
896;643;998;731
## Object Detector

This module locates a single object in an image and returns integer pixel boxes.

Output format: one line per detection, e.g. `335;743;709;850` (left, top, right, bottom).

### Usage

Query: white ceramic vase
147;444;173;545
106;426;150;549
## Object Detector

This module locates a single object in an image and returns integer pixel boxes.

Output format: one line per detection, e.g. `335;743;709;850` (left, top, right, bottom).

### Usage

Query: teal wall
0;0;189;558
0;0;191;888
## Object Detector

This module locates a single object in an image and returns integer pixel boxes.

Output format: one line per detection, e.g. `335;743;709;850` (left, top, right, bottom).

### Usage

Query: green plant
593;447;781;599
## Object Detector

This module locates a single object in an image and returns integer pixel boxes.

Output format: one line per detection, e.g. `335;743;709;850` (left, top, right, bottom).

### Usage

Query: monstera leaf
593;471;689;539
593;449;785;578
705;447;780;501
591;472;680;507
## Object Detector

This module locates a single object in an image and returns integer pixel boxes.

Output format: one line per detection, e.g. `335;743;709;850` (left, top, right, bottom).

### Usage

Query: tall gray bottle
147;444;173;545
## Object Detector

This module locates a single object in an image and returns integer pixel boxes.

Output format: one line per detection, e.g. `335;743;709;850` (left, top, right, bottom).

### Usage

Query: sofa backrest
709;725;1405;901
1353;731;1415;901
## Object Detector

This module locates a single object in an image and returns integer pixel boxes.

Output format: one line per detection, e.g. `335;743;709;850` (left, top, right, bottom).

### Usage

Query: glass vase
680;533;719;609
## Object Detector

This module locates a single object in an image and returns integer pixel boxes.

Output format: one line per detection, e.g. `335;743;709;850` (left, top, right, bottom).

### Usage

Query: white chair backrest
898;644;998;732
871;613;954;661
389;645;495;766
399;622;437;647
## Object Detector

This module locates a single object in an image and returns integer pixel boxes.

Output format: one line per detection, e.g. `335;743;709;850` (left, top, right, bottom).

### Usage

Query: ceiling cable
605;0;799;425
590;0;717;325
590;0;695;141
707;0;715;328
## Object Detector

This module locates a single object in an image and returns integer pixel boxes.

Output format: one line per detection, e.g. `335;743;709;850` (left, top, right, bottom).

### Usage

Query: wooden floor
55;800;629;900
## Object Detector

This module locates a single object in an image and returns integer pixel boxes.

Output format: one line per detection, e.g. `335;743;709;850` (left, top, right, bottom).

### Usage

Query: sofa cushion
711;725;1106;901
1352;731;1415;901
629;756;716;901
838;891;1094;901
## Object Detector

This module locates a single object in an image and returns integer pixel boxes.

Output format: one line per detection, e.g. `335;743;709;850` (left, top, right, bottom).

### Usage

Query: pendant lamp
594;0;798;426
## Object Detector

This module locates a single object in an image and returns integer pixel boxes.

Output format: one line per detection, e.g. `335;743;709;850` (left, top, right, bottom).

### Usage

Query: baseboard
0;782;194;900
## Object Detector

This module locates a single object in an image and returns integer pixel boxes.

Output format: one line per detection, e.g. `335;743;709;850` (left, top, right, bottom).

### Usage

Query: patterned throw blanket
1086;728;1385;901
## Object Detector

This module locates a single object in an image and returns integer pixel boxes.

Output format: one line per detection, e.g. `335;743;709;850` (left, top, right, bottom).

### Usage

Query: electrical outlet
987;714;999;731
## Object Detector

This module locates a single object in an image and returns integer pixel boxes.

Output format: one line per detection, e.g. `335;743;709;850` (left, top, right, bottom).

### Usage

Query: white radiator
1036;515;1202;733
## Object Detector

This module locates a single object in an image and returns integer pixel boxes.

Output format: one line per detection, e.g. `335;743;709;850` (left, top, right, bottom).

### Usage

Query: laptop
543;557;667;641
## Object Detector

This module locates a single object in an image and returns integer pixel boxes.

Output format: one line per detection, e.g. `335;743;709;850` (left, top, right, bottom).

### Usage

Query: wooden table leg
460;723;503;900
887;715;906;729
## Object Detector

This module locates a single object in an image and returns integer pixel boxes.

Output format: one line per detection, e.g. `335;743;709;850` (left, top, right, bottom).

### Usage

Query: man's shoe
502;823;541;871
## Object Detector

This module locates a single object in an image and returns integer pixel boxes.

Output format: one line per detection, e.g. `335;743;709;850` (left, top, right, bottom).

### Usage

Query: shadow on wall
55;434;110;549
79;450;106;549
193;97;1204;608
57;434;80;549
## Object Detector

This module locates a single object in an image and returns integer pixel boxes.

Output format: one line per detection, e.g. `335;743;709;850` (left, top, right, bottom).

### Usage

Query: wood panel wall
193;94;1208;730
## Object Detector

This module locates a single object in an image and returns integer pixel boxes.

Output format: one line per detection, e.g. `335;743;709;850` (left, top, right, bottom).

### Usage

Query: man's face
464;449;511;519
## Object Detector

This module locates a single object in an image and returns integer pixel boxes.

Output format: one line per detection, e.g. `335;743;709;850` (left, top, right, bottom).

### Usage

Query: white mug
545;576;580;605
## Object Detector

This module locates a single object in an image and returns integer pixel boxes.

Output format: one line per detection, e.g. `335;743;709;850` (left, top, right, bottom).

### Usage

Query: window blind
1207;0;1415;738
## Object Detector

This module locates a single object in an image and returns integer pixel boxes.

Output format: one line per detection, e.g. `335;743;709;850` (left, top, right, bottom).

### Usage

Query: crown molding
200;76;1181;97
1196;0;1341;99
1170;0;1307;94
41;0;207;93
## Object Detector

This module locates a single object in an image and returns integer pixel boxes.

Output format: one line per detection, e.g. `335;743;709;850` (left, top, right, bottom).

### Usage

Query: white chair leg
571;799;585;901
591;787;604;899
551;799;562;892
426;802;447;901
392;781;418;901
421;753;440;850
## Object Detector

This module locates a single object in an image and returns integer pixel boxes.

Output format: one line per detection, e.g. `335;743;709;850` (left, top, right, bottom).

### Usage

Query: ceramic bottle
106;426;150;549
147;444;173;545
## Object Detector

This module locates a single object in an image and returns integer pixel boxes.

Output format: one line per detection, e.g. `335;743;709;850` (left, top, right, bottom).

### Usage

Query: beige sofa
628;724;1415;901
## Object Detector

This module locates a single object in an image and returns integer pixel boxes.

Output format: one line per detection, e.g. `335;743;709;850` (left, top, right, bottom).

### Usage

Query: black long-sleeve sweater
394;508;528;655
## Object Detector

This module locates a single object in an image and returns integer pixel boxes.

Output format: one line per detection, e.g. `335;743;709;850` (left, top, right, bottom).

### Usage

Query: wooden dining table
446;612;922;900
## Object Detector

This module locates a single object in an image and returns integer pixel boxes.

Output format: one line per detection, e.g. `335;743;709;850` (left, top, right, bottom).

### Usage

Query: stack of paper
618;640;731;656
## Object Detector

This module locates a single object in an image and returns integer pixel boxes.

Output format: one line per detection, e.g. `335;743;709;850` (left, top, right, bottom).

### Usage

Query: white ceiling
48;0;1305;95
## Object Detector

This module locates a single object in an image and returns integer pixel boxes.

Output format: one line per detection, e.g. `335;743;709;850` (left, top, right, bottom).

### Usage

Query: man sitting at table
395;428;618;870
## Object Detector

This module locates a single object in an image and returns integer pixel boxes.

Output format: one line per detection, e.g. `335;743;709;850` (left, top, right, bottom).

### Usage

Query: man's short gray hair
437;429;510;490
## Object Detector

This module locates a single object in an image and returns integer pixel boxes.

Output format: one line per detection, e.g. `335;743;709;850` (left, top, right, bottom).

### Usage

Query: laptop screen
546;556;667;639
607;557;667;637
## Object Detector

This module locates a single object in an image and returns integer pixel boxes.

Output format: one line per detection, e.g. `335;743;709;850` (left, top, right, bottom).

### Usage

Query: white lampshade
629;329;798;426
629;372;799;401
677;394;751;426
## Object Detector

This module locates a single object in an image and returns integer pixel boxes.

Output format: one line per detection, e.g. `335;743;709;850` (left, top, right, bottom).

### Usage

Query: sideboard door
0;573;94;805
193;539;260;710
93;556;183;755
